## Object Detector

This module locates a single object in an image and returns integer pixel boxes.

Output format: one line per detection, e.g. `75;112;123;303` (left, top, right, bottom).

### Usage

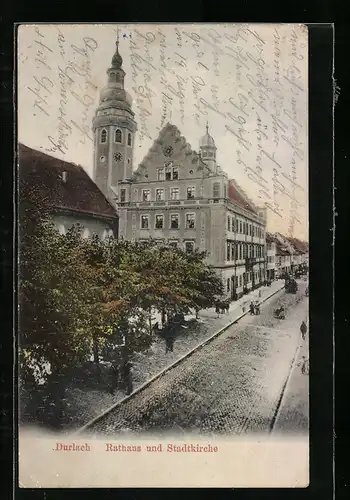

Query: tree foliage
19;186;223;395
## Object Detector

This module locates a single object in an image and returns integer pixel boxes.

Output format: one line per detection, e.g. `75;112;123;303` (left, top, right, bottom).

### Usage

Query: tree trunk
92;332;100;366
148;307;153;336
121;347;133;396
161;308;166;327
46;368;67;430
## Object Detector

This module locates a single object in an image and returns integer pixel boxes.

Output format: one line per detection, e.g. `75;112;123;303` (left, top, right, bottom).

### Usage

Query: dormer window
128;133;132;146
172;167;179;180
115;129;122;143
100;129;107;144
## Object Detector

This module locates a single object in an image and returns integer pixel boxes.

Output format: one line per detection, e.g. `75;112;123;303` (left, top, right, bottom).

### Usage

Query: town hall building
92;38;267;300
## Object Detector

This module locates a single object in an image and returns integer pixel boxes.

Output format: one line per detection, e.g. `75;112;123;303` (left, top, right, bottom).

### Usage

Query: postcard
17;23;309;488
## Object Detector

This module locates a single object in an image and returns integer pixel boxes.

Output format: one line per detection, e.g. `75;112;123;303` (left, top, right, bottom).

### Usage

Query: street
84;282;309;437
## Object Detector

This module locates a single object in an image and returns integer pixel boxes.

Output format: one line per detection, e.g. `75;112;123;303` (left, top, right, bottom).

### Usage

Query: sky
18;23;308;240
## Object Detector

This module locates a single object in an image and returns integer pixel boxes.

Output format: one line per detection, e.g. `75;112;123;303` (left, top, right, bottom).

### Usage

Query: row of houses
266;232;309;281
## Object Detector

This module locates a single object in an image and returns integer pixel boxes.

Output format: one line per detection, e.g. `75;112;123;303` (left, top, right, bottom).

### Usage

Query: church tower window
100;128;107;143
128;133;132;146
115;129;122;143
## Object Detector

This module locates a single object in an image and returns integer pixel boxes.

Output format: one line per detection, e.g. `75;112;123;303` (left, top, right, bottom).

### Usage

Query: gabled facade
91;38;267;300
19;144;119;239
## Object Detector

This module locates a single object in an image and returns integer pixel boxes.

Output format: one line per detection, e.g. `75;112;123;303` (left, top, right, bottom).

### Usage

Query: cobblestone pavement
67;281;284;428
272;321;309;435
84;282;308;436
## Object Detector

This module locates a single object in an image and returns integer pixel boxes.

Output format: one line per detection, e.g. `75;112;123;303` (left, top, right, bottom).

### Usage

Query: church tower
92;34;137;203
199;122;217;172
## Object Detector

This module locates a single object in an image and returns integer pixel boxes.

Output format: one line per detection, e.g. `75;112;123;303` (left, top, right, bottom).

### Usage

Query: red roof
228;180;257;214
18;144;117;219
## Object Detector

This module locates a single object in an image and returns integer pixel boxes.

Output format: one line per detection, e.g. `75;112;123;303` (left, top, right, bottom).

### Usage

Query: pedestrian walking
300;320;307;340
215;301;221;318
249;302;255;315
254;301;260;315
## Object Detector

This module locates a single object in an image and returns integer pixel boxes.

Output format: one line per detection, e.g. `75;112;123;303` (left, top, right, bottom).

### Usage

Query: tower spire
111;26;123;69
206;121;209;134
116;25;120;48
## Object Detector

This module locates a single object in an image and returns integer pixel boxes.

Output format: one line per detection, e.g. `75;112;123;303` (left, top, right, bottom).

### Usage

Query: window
227;242;230;261
185;241;194;253
155;215;164;229
239;275;242;286
100;129;107;143
165;167;172;180
185;213;195;229
249;224;251;235
120;189;126;203
156;188;164;201
213;182;220;198
239;221;242;233
170;187;180;200
231;244;235;261
187;186;195;199
115;129;122;143
172;166;179;180
227;216;231;231
170;214;179;229
128;133;132;146
168;240;178;248
157;168;165;181
227;278;230;292
142;189;151;201
141;215;149;229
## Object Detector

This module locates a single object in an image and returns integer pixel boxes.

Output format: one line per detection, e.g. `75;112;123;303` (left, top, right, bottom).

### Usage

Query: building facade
266;232;277;281
19;144;119;239
92;39;266;300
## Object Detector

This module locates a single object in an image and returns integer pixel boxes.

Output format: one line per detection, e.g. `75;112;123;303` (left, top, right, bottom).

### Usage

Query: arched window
128;133;132;146
115;129;122;143
100;129;107;143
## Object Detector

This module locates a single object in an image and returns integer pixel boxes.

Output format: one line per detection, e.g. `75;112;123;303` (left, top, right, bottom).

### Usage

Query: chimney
62;171;67;183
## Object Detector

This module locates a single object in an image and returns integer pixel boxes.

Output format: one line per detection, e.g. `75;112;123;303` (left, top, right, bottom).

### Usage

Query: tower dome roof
199;123;216;148
110;40;123;69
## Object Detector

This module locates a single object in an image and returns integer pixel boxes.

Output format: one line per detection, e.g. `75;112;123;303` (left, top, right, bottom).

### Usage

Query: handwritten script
19;24;308;237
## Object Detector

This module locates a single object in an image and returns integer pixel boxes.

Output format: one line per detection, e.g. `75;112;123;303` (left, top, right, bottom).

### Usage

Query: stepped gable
134;123;207;179
18;143;117;218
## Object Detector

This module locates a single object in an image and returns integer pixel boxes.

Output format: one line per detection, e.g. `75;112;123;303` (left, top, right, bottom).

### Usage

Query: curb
269;339;302;433
75;285;285;434
269;333;307;433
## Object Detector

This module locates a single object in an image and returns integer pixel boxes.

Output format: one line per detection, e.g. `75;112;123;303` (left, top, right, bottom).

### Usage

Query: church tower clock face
113;152;123;162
